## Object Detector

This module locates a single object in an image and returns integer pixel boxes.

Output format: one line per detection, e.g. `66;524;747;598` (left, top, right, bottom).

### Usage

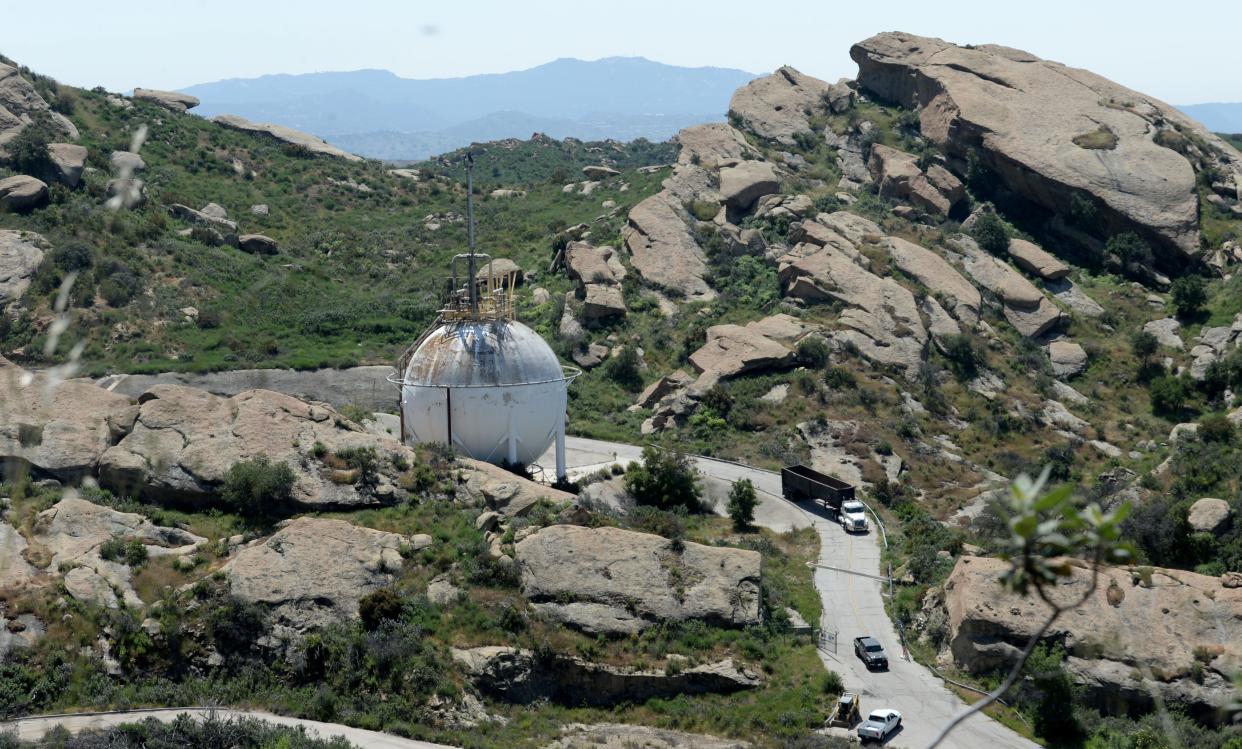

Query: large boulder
850;32;1241;266
97;385;413;507
0;356;137;481
1008;238;1069;280
212;114;362;161
565;242;626;285
582;283;627;320
944;556;1242;719
458;458;574;517
867;144;961;216
110;151;146;175
623;193;714;300
675;123;758;168
689;317;799;387
952;236;1065;337
1187;498;1231;536
0;175;48;211
223;517;409;631
46;143;87;188
1048;340;1088;378
453;646;760;706
0;62;77;154
237;234;279;255
0;230;46;308
718;160;780;211
884;236;981;323
515;525;762;635
728;66;851;145
132;88;199;113
169;203;237;232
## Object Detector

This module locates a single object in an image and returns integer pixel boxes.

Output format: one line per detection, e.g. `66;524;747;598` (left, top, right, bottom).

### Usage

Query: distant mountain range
1178;102;1242;134
180;57;758;160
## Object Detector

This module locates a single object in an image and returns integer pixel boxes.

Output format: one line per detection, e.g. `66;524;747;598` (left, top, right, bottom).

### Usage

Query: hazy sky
2;0;1238;104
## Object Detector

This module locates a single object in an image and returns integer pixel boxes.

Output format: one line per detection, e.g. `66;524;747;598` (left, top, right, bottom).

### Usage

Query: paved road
543;437;1038;749
1;707;455;748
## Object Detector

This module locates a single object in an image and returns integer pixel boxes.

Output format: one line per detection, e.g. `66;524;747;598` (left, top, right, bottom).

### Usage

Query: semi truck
780;464;867;531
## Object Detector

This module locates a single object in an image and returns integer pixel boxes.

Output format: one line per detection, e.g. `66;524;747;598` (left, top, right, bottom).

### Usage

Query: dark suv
854;636;889;670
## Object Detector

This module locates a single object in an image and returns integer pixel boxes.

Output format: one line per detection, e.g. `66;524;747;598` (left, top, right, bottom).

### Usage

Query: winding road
542;436;1038;749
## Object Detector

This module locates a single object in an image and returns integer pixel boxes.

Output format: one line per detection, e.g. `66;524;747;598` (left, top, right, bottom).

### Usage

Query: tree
221;456;296;520
728;479;758;530
1149;375;1188;416
624;446;702;512
1105;232;1153;270
795;336;830;368
604;345;643;391
1170;276;1207;319
971;211;1009;254
927;468;1132;748
1130;330;1158;363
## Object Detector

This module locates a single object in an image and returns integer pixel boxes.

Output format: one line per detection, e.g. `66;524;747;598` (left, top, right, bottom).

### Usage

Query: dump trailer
781;464;856;510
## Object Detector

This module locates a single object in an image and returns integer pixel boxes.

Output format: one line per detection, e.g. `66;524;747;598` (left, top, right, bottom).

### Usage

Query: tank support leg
507;412;518;466
555;414;567;483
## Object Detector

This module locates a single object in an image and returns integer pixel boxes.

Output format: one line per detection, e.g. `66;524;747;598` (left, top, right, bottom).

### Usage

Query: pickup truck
839;499;869;532
857;708;902;743
854;636;888;670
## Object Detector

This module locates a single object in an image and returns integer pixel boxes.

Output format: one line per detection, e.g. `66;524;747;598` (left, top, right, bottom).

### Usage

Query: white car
857;708;902;742
839;499;869;532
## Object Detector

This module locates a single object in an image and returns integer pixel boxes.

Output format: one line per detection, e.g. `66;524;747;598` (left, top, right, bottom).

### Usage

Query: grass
1072;126;1119;150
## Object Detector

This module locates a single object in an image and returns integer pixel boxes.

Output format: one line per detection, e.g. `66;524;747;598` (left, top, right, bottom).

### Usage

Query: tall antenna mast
466;152;478;315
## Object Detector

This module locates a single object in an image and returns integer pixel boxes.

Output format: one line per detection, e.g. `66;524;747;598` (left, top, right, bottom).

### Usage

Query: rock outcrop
689;316;801;387
868;144;963;216
1048;340;1088;378
453;646;760;706
459;458;574;517
223;517;409;631
728;66;851;145
132;88;199;113
0;356;137;480
237;234;278;255
675;123;758;168
1187;498;1230;536
944;556;1242;720
1008;238;1069;280
851;32;1242;266
515;525;762;635
47;143;87;188
212;114;363;161
565;241;627;319
718;160;780;211
0;230;46;309
0;62;78;153
951;236;1065;337
884;236;981;323
623;193;713;300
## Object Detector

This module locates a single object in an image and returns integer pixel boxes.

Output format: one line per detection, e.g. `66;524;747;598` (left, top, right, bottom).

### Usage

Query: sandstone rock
718;160;780;211
623;193;714;300
632;370;695;410
33;496;204;568
0;229;45;308
64;566;119;608
427;574;463;606
868;144;960;215
0;175;47;210
565;242;625;285
47;143;87;187
98;385;414;508
0;522;36;590
1048;340;1088;378
559;300;585;343
453;645;759;706
515;525;761;635
132;88;199;113
884;236;981;323
675;123;758;168
729;66;848;145
489;188;525;198
689;319;796;386
250;203;269;215
1187;498;1230;536
531;287;551;305
0;62;78;153
223;517;408;631
0;357;137;480
952;236;1065;336
109;151;146;174
573;343;611;370
582;165;620;180
818;211;884;245
1047;279;1105;318
1008;238;1069;280
1042;399;1089;435
582;284;626;319
459;458;573;517
169;203;237;231
945;555;1242;718
237;234;278;255
212;114;362;161
851;32;1230;265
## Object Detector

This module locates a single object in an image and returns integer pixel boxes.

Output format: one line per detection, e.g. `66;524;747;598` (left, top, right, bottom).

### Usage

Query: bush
604;345;643;391
220;456;296;520
971;211;1008;254
1130;330;1158;362
1170;275;1207;319
336;445;379;484
728;478;758;530
1105;232;1153;269
1149;375;1189;416
1200;413;1235;444
207;596;268;654
624;445;702;512
823;366;856;389
358;588;403;631
7;112;56;175
795;337;830;368
941;334;982;380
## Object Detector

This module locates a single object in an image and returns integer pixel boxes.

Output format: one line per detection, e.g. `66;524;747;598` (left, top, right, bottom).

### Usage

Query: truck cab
839;499;869;532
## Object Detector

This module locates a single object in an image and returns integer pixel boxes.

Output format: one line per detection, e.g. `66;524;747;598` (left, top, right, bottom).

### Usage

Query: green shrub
207;596;268;654
1130;330;1158;362
971;211;1008;254
358;588;403;631
1149;375;1189;416
823;366;856;389
728;478;758;530
796;337;830;368
1170;275;1207;319
624;445;702;512
604;345;643;391
220;456;296;520
336;446;380;484
1105;232;1153;269
1200;413;1235;444
7;112;56;175
941;334;982;380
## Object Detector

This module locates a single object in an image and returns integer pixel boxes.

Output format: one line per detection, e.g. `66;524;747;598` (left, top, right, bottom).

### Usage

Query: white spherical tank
399;319;569;471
